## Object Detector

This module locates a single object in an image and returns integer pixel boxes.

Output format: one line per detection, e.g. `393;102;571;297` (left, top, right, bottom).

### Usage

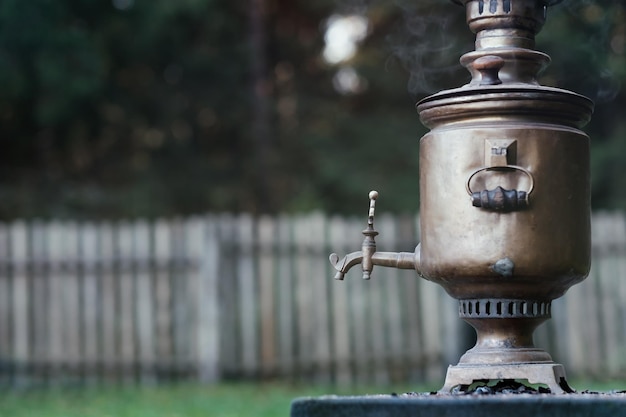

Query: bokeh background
0;0;626;413
0;0;624;219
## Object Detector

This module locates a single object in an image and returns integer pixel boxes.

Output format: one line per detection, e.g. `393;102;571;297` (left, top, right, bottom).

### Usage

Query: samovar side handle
466;165;535;212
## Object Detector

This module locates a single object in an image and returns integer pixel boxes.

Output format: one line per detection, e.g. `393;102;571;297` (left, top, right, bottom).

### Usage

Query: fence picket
170;219;190;371
80;223;99;383
329;215;351;386
0;224;10;384
276;215;294;376
184;217;203;378
116;222;135;381
216;214;237;375
401;215;422;379
615;213;626;372
201;216;220;382
30;221;48;383
134;220;155;382
370;213;394;385
63;223;81;377
381;214;404;381
0;224;12;360
99;222;117;378
294;215;313;378
310;212;331;383
238;214;257;376
560;281;585;376
345;216;370;383
597;213;623;373
419;274;443;381
154;220;172;370
11;221;28;385
47;222;64;375
258;215;276;377
584;215;605;375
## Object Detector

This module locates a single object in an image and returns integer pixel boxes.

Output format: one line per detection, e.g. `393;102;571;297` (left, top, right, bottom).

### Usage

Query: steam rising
323;0;623;101
387;1;468;97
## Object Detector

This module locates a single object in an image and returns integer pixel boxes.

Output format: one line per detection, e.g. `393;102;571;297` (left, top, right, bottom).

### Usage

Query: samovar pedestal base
443;298;575;393
440;362;574;394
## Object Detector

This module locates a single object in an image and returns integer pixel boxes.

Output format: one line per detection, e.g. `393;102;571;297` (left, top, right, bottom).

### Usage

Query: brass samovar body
418;93;591;301
330;0;593;393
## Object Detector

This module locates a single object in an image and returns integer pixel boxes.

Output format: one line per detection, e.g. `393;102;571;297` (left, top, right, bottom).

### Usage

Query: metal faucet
329;191;419;280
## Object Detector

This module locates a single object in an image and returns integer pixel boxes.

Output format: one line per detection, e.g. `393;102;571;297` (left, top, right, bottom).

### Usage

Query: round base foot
439;362;574;394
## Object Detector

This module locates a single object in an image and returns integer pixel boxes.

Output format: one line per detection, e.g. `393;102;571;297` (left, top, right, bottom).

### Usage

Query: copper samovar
329;0;592;393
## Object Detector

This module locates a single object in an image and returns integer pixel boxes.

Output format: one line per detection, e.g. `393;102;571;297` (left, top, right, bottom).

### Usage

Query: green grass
0;382;435;417
0;380;622;417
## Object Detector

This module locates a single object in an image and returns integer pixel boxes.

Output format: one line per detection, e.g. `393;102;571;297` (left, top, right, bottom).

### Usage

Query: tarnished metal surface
328;0;593;391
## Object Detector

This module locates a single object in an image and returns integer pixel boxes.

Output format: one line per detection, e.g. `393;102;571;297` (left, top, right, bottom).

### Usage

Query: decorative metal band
458;299;552;319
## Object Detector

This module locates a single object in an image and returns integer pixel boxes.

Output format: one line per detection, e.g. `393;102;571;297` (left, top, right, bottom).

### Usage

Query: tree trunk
249;0;274;213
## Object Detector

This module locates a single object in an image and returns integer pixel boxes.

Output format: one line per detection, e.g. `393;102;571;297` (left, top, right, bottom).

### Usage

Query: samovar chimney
329;0;593;393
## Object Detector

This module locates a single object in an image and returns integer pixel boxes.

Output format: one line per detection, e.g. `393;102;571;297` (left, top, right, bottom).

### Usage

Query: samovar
329;0;593;393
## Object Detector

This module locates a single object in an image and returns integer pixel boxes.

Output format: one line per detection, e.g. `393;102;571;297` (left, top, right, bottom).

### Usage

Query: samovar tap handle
361;191;379;279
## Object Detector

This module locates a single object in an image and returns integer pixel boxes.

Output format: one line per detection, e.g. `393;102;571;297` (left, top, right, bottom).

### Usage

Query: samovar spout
329;191;420;280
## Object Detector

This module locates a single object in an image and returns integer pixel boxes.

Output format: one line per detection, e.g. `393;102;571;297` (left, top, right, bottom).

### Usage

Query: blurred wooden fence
0;212;625;387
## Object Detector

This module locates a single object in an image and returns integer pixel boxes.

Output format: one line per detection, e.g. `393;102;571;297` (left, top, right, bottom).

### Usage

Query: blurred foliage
0;0;623;218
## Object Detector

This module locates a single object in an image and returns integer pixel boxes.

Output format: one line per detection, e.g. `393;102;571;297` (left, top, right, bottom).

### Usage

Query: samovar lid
417;84;593;129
